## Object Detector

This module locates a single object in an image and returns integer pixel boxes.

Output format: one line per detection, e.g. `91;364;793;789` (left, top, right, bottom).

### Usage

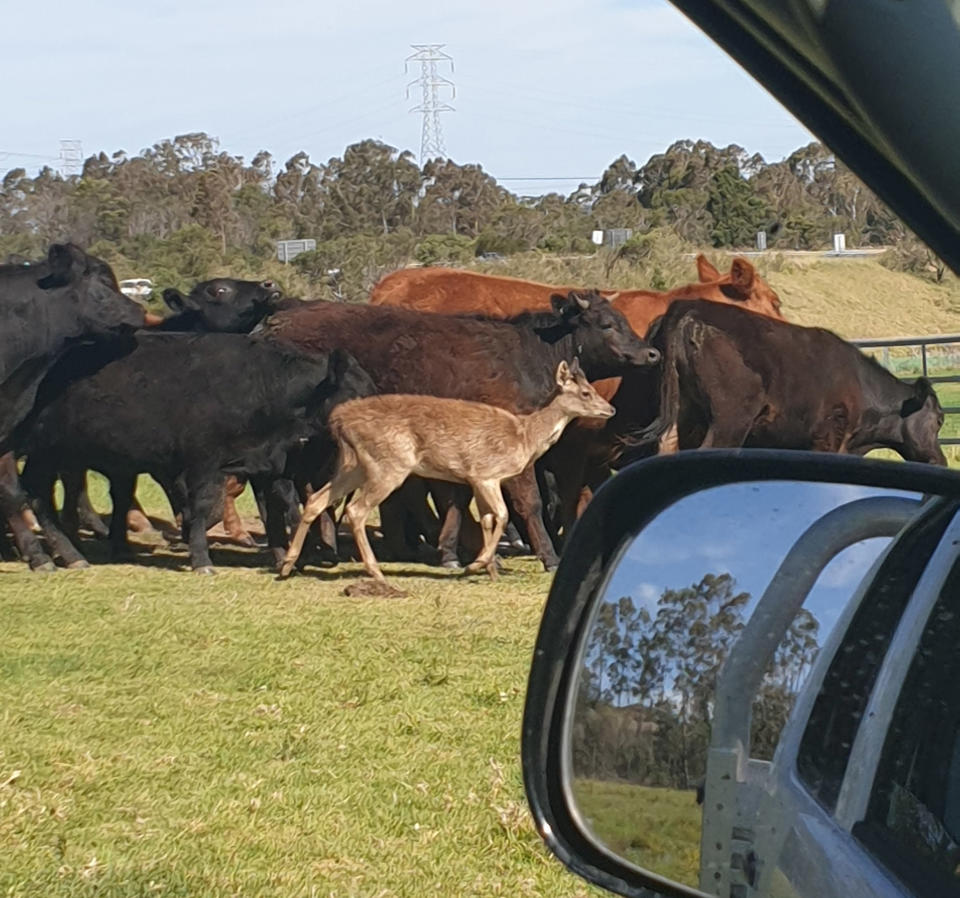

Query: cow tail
617;314;683;453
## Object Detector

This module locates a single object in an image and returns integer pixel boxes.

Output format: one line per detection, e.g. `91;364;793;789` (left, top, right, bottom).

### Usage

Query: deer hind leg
279;465;363;577
465;480;509;579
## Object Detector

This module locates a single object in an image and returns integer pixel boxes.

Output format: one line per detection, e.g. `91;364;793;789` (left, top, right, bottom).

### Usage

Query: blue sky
602;481;922;650
4;0;811;192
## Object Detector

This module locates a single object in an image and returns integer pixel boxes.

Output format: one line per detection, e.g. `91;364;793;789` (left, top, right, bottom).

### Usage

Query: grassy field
0;479;605;897
573;780;700;887
4;256;960;895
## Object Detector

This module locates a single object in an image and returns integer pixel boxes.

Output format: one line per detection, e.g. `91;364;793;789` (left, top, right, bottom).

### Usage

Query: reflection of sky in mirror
603;481;922;642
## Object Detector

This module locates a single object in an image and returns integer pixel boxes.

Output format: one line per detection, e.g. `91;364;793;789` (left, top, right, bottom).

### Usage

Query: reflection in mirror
564;480;925;893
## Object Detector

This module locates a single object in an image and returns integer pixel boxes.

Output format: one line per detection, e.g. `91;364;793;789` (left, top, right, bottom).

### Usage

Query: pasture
574;780;700;887
4;255;960;896
0;481;599;897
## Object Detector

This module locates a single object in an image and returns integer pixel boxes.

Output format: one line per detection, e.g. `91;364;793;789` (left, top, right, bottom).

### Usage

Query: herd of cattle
0;243;947;586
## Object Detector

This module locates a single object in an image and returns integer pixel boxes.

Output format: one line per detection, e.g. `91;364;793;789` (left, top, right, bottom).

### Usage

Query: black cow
262;291;660;570
17;334;373;572
158;277;283;332
0;244;146;569
627;299;946;464
65;276;287;544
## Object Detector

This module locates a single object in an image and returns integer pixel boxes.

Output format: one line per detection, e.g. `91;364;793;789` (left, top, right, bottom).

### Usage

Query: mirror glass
565;480;930;893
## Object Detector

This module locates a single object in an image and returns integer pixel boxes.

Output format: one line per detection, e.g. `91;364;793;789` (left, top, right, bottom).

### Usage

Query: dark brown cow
625;299;946;464
370;256;786;539
262;292;660;570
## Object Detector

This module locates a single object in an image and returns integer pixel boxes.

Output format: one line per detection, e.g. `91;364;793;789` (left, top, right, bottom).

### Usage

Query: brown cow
370;254;783;327
370;255;785;538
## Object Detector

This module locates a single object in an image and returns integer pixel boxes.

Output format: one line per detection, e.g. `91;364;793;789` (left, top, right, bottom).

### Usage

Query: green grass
573;779;701;887
0;474;605;896
0;552;608;897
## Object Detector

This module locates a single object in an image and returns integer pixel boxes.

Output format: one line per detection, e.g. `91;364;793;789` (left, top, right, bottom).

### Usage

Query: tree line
573;573;820;791
0;132;940;303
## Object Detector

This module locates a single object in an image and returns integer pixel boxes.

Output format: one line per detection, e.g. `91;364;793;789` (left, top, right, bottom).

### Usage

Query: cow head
899;377;948;465
162;278;283;332
549;291;660;379
39;244;146;336
696;254;784;319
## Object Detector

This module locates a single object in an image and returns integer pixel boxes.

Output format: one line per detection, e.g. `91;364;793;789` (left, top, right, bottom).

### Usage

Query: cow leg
221;475;257;547
429;481;470;569
70;472;111;539
126;494;156;534
108;474;137;563
183;475;223;574
251;475;294;569
377;484;427;562
502;464;560;572
0;474;55;571
17;456;88;569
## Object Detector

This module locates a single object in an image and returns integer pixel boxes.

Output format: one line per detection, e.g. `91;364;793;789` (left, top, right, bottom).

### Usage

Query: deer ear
556;360;571;384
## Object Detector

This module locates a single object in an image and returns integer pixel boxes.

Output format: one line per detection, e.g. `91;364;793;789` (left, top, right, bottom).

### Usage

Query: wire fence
852;334;960;446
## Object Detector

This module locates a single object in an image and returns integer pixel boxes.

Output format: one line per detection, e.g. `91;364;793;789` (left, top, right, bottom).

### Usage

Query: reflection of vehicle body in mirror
522;452;960;898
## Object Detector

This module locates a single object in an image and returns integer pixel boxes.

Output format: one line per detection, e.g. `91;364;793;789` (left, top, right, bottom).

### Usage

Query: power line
405;44;455;163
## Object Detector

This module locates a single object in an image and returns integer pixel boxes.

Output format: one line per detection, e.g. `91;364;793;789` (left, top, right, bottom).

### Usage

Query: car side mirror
522;450;960;898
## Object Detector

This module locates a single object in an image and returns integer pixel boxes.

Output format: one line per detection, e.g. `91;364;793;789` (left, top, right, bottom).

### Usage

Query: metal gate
852;334;960;447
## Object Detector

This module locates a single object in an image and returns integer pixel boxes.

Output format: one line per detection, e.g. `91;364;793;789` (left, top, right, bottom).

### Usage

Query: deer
278;359;615;591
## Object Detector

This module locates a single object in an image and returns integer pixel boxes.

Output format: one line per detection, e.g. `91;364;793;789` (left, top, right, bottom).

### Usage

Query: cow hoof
30;560;57;573
542;561;559;573
441;560;462;570
193;566;216;576
234;534;257;548
66;559;90;570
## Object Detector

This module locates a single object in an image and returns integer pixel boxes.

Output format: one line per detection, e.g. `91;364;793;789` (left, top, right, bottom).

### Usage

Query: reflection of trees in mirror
573;573;822;887
574;572;821;787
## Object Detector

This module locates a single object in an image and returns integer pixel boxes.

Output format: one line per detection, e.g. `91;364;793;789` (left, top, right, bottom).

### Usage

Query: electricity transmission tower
59;139;83;177
405;44;455;163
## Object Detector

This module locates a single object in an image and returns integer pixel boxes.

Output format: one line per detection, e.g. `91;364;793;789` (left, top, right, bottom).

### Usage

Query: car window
851;547;960;897
795;500;957;813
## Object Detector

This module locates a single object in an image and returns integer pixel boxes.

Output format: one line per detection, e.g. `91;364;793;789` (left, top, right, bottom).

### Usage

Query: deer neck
520;399;575;461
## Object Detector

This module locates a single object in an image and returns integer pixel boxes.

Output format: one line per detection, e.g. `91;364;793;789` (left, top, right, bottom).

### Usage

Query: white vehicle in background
118;278;153;300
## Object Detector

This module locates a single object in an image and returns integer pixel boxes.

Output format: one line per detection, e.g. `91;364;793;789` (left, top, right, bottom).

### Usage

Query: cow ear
696;254;721;283
550;293;571;315
163;288;188;312
901;377;937;417
40;243;86;288
730;257;756;294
